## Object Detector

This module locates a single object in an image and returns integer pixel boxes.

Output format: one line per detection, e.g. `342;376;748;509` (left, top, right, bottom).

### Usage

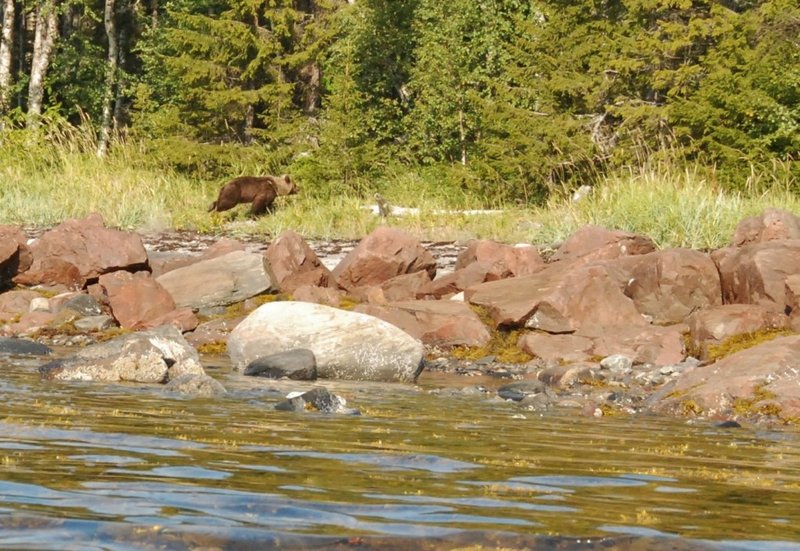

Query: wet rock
331;226;437;291
14;214;149;289
731;207;800;246
157;250;273;309
228;301;424;383
537;362;598;389
164;373;227;396
0;337;52;356
39;324;205;383
355;300;491;348
274;387;360;415
497;380;546;401
264;230;335;293
244;348;317;380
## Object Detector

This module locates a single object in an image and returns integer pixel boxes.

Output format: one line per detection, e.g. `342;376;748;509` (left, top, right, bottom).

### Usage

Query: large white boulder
227;301;424;382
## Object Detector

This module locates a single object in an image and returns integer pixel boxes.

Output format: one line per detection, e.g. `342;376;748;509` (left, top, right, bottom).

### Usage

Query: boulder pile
1;208;800;424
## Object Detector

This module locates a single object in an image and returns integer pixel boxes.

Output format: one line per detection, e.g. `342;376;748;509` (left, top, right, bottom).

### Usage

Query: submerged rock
275;387;360;415
0;337;52;356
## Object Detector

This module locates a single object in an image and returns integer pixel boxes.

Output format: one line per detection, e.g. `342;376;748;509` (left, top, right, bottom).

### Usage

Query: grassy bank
0;135;797;249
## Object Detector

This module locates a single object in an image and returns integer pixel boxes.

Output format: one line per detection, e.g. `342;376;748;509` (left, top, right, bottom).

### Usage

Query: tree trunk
26;0;58;127
0;0;14;113
97;0;118;157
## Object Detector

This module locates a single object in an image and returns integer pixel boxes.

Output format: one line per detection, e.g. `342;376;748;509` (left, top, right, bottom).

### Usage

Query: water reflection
1;354;800;549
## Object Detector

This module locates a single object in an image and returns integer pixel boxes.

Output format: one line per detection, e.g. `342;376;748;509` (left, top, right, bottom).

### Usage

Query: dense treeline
0;0;798;204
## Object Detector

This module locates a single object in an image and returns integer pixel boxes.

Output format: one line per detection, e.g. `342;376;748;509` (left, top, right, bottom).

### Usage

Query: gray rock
165;373;226;396
60;293;103;316
73;315;116;332
39;325;205;383
274;387;360;415
600;354;633;372
0;337;52;356
244;348;317;380
497;380;546;402
228;301;424;383
157;250;273;309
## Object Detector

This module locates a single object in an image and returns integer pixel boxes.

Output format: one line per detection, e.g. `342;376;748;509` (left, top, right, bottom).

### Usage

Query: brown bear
208;174;298;216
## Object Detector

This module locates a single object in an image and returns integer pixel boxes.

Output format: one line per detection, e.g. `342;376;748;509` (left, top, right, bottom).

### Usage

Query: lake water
1;352;799;550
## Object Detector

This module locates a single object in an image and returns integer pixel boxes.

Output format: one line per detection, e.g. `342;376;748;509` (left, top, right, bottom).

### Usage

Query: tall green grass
0;125;796;248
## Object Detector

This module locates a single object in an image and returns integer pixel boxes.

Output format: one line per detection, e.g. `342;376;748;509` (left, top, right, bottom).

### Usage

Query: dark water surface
1;352;800;550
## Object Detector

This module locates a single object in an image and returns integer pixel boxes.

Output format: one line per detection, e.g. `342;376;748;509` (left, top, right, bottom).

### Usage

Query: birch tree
97;0;118;156
0;0;14;113
26;0;59;127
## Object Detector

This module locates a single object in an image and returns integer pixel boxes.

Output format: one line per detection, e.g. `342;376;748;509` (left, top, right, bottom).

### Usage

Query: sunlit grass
1;132;797;248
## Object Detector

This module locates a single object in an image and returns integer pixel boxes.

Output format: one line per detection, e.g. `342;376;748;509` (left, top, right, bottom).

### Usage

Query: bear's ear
283;174;291;184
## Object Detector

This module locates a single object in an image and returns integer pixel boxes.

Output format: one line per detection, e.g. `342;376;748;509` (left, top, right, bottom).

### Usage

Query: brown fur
208;174;298;216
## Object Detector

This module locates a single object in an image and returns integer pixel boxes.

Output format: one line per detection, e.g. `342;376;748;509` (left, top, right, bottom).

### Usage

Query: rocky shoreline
3;208;800;427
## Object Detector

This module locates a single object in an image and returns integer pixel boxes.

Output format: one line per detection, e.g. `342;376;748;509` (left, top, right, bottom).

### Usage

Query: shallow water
1;352;800;550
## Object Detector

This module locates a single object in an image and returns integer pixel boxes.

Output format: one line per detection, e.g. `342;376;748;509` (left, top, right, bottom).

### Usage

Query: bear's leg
250;191;277;216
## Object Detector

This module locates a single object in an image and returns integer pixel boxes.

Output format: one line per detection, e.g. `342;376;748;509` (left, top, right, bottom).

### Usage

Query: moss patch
707;328;793;362
450;305;532;364
732;383;781;418
197;340;227;355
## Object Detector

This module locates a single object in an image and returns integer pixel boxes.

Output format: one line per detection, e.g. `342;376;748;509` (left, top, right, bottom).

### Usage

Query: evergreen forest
0;0;798;208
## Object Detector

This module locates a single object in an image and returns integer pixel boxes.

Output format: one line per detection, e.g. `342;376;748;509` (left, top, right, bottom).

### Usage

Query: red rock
465;262;647;332
518;332;594;363
687;304;789;360
291;285;347;308
455;240;544;278
550;224;656;265
651;335;800;421
731;208;800;246
355;300;491;347
0;290;41;321
147;307;199;333
98;270;177;329
185;317;244;348
264;230;334;293
332;226;436;291
417;262;492;299
625;248;722;324
585;324;686;366
0;225;32;286
381;271;432;302
713;239;800;312
14;214;148;288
